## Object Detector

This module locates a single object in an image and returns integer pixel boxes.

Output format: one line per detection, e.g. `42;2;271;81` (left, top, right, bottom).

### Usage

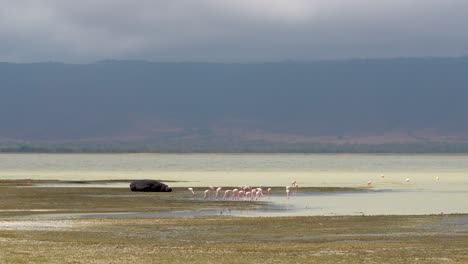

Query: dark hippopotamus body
130;180;172;192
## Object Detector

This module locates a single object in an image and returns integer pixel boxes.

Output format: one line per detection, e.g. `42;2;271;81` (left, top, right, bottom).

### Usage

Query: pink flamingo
203;190;210;200
294;184;298;196
245;191;251;201
188;187;195;199
251;189;257;200
256;190;262;200
286;189;290;199
238;190;245;200
215;187;222;200
256;188;263;199
267;188;272;199
231;189;239;200
223;190;231;200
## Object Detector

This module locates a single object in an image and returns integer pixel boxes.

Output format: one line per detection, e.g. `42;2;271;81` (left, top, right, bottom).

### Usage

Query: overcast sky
1;0;468;63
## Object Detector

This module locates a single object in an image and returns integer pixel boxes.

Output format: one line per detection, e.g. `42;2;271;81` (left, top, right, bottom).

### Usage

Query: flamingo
367;181;373;186
232;189;239;200
285;186;291;200
245;192;251;201
215;187;222;200
188;187;196;199
381;174;385;179
294;184;298;196
251;189;257;200
286;189;290;199
405;178;410;183
256;189;262;200
436;177;440;181
238;190;245;200
223;190;231;200
188;187;195;195
257;188;263;199
267;188;272;199
291;180;296;186
203;190;210;200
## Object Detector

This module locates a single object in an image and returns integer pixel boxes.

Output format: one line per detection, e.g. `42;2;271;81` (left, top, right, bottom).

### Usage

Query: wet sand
0;181;467;263
2;178;466;217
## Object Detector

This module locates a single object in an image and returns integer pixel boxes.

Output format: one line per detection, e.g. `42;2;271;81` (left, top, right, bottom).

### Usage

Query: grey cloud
1;0;468;62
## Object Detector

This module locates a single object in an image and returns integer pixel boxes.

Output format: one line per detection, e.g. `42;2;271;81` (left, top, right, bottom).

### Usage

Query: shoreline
1;180;467;263
1;181;467;218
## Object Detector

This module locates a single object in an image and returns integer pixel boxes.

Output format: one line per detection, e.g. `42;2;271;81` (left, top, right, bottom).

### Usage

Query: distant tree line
2;142;468;153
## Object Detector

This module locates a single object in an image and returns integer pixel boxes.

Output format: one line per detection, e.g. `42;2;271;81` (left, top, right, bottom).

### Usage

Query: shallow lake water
1;154;467;216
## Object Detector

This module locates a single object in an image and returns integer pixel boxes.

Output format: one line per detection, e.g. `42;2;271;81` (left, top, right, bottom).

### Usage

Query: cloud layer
1;0;468;62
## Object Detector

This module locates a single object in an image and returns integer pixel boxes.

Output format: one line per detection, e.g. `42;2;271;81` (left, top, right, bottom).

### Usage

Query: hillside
1;58;468;152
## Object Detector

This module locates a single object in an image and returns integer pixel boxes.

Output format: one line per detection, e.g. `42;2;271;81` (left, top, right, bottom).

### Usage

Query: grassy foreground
0;181;467;263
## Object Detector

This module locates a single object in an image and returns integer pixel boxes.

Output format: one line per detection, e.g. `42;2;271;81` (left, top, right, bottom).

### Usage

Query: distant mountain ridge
1;57;468;152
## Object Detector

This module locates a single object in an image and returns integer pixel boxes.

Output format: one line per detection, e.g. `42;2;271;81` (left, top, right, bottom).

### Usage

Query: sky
1;0;468;63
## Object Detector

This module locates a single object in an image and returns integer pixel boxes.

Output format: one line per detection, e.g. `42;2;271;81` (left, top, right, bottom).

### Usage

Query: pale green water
1;154;467;215
1;153;467;187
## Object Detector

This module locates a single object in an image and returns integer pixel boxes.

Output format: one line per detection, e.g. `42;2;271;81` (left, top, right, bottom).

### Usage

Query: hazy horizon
4;55;468;64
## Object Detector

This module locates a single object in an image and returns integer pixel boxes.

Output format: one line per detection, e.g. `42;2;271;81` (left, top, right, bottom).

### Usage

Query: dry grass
1;216;467;264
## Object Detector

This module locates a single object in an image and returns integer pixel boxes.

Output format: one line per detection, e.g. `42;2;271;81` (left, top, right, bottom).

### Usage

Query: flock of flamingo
189;175;441;199
187;180;299;201
366;174;440;186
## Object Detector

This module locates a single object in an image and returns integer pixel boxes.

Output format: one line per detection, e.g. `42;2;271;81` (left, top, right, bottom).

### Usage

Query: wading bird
203;190;210;200
257;187;263;199
188;187;195;196
232;189;239;200
238;190;245;200
215;187;222;200
251;189;257;200
223;190;231;200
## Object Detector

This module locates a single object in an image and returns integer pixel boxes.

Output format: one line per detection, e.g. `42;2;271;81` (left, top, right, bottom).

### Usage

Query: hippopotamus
129;180;172;192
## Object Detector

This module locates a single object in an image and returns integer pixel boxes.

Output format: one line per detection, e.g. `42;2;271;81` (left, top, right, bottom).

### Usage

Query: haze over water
1;154;467;216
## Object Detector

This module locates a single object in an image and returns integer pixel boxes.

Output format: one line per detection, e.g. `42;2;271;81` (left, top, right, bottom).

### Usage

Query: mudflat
0;181;467;263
